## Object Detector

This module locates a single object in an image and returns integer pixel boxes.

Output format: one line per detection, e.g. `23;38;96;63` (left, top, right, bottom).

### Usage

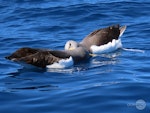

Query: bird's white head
64;40;79;50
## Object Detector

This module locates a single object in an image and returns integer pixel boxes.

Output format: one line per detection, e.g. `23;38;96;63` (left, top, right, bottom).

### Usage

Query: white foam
90;39;122;54
122;48;145;53
46;56;74;69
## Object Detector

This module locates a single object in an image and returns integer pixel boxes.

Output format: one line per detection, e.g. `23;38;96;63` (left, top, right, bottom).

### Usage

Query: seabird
80;24;126;54
5;40;90;68
5;24;126;68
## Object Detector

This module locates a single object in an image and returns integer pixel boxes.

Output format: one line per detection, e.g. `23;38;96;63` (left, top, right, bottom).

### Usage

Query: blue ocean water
0;0;150;113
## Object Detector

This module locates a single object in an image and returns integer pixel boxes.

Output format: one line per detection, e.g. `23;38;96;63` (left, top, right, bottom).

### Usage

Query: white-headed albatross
5;24;127;68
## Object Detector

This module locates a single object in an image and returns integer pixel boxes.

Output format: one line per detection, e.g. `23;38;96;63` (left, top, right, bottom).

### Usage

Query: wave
1;0;148;10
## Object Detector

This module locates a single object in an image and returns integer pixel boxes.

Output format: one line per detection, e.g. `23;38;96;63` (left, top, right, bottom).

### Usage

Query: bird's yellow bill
68;47;75;50
89;53;97;57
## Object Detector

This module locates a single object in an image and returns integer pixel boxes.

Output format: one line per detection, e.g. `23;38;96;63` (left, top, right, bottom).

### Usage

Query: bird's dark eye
69;43;71;47
109;27;112;29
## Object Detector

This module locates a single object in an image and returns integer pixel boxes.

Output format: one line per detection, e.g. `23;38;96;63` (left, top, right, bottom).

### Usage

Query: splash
46;56;74;69
90;39;122;54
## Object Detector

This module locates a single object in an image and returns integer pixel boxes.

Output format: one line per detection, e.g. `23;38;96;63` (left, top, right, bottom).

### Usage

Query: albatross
5;24;127;68
5;40;90;68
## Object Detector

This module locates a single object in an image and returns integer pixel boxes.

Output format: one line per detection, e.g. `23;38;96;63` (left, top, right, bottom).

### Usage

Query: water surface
0;0;150;113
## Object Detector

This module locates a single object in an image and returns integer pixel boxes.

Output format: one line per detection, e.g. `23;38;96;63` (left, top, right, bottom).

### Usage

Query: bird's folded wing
18;51;70;68
5;48;71;68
